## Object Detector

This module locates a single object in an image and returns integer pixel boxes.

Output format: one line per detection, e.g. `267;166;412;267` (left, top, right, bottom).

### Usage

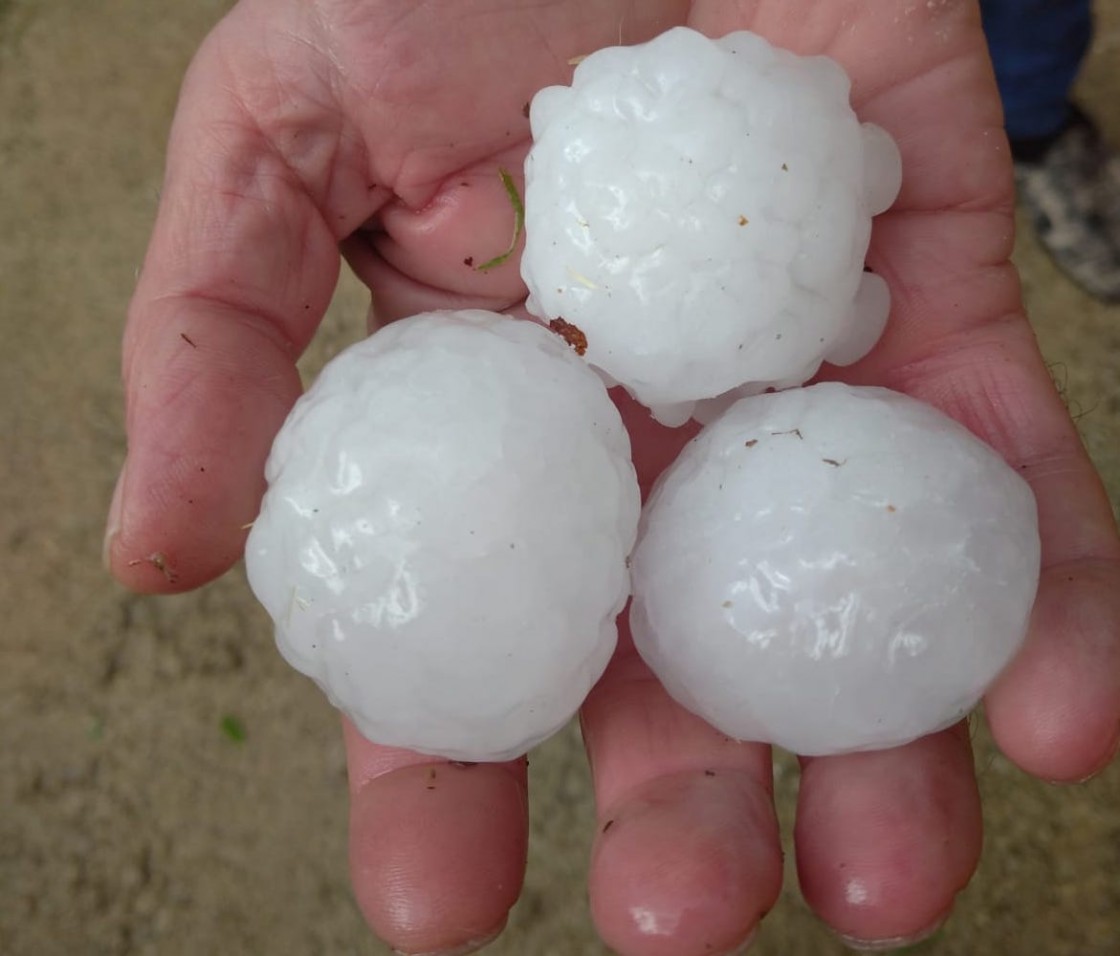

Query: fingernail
1062;733;1120;785
102;463;126;569
1045;753;1118;786
391;924;504;956
836;913;947;951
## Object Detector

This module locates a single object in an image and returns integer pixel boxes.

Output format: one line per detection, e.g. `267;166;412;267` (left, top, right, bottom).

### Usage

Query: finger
867;319;1120;782
343;721;529;955
581;630;783;956
575;390;777;956
795;724;981;947
343;148;532;327
105;8;384;592
985;561;1120;782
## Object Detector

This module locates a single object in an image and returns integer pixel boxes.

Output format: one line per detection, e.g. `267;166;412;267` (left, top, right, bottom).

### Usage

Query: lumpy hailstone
521;27;902;425
630;383;1040;756
245;311;640;762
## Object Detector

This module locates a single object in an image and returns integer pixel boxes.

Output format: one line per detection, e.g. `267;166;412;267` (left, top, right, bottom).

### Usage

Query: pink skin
104;1;1120;953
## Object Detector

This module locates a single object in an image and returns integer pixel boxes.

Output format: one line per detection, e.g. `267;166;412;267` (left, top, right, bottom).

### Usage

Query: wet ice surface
245;311;640;761
630;383;1040;756
521;27;902;425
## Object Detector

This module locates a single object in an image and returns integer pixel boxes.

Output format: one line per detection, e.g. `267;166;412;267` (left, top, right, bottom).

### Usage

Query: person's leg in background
981;0;1120;301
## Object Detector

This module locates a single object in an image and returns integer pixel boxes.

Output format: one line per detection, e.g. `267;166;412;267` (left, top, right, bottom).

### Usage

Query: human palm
106;1;1120;953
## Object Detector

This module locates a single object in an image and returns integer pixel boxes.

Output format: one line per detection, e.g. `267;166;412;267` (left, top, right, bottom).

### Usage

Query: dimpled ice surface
245;311;640;762
521;27;902;425
630;383;1040;756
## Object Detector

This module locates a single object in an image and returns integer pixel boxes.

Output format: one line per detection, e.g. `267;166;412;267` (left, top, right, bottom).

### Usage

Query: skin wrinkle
216;42;359;236
314;10;425;197
147;291;302;372
853;42;980;114
885;123;1013;214
1022;455;1119;508
592;745;774;822
131;247;311;361
867;212;1018;317
133;176;340;366
881;322;1081;454
850;269;1022;382
306;1;351;82
127;321;294;468
884;208;1015;273
832;306;1022;395
522;6;584;74
207;4;394;246
156;133;303;293
870;120;1012;214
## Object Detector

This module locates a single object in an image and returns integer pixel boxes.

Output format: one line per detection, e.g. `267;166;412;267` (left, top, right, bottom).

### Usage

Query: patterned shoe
1013;108;1120;303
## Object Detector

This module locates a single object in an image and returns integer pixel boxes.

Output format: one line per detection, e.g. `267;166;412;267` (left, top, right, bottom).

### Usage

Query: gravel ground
2;2;1118;954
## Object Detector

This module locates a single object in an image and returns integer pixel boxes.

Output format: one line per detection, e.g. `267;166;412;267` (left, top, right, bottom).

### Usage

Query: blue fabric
980;0;1093;140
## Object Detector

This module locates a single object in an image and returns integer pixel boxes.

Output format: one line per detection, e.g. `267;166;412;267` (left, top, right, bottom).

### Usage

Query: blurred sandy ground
1;2;1118;954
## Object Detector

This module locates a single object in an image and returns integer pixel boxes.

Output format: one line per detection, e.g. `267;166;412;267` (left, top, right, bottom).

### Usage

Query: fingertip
104;473;247;594
106;518;250;594
794;728;981;943
589;770;781;956
389;921;507;956
985;562;1120;783
103;457;257;594
833;908;951;952
107;545;223;595
348;761;528;955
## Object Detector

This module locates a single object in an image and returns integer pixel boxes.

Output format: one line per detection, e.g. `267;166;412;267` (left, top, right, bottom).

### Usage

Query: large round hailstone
630;383;1040;756
521;27;902;425
245;311;640;762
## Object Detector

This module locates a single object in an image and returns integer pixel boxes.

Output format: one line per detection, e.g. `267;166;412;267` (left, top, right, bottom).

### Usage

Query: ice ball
245;311;640;762
630;383;1040;756
521;27;902;425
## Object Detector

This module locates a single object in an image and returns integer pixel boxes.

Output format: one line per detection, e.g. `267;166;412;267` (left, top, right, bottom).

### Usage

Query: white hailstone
629;383;1040;756
245;311;640;762
521;27;902;425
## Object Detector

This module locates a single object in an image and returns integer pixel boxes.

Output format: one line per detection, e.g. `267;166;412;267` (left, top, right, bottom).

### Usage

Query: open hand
105;2;1120;952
